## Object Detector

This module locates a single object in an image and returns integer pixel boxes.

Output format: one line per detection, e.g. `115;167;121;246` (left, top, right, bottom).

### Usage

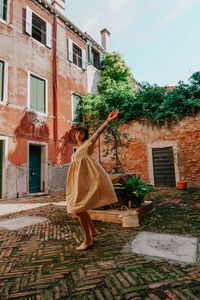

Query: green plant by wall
113;175;154;208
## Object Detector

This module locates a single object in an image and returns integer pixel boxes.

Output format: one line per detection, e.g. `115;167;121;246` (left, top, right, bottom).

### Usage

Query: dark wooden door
29;145;41;193
152;147;176;187
0;141;3;198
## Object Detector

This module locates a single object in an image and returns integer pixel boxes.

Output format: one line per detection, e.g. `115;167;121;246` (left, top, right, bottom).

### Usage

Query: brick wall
94;113;200;187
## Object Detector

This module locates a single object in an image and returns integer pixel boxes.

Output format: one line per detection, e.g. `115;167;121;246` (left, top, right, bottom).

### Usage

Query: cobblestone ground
0;188;200;299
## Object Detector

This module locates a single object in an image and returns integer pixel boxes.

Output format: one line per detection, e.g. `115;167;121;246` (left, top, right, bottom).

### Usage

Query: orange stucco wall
0;0;87;167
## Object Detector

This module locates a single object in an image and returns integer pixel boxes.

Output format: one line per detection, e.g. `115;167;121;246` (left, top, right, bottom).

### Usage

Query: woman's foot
76;240;93;251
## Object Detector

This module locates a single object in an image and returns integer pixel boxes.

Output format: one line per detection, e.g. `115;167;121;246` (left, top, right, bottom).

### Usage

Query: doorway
29;145;41;193
152;147;176;187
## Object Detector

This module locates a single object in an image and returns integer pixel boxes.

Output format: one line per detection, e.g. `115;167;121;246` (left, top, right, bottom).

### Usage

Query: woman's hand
107;109;119;122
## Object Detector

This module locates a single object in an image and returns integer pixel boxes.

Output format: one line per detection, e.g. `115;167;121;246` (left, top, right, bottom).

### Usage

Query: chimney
51;0;65;15
100;28;111;52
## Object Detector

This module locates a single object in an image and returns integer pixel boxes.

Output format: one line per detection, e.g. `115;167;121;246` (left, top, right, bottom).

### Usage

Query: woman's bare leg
83;212;99;238
76;212;93;250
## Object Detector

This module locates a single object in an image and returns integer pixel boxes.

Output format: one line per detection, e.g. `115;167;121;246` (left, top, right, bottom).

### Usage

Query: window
0;61;4;101
0;0;7;21
25;6;52;48
30;74;46;113
91;48;99;69
72;93;81;121
73;44;82;68
68;38;86;70
32;13;46;45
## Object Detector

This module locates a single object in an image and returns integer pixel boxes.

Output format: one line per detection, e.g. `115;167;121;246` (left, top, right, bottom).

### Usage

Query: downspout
53;16;58;141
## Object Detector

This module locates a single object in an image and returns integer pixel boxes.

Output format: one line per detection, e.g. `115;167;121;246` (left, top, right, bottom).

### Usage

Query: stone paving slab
0;192;200;299
131;232;198;264
0;202;66;217
0;216;49;231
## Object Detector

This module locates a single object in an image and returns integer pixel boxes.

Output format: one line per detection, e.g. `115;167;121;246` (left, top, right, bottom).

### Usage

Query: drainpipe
53;16;58;141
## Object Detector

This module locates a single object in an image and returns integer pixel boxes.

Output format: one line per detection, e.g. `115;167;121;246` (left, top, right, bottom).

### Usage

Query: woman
66;109;119;250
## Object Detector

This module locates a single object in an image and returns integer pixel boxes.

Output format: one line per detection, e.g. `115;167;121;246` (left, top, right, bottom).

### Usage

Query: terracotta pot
177;181;187;190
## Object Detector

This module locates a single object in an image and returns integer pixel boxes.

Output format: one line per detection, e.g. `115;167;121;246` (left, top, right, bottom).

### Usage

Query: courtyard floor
0;188;200;299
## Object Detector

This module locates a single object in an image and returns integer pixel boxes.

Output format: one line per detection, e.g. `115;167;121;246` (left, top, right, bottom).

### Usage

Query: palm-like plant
113;175;154;208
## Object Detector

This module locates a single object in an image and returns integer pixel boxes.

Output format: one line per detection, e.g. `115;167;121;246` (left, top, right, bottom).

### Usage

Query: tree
76;52;136;172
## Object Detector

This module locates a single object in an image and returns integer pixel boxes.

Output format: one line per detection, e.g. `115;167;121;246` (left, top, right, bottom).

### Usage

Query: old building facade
0;0;109;199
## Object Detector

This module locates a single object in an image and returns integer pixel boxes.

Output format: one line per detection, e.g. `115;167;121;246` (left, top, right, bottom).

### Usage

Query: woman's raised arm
91;109;119;144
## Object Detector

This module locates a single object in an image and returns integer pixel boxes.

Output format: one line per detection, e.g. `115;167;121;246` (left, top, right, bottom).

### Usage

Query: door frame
147;141;179;186
0;136;8;200
27;141;48;195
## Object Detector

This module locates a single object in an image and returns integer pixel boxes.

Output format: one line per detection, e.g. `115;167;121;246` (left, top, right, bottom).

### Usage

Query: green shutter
37;78;45;113
30;75;37;110
80;49;83;69
73;94;81;120
0;0;7;20
30;75;45;113
0;0;4;19
44;21;46;46
0;61;4;101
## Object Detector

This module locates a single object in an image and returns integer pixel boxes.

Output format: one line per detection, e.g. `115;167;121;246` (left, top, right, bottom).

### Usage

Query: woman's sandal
76;241;93;251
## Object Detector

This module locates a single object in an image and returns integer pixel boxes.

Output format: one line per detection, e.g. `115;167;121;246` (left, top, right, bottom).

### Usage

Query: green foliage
98;52;135;95
131;71;200;124
76;52;136;171
114;175;154;208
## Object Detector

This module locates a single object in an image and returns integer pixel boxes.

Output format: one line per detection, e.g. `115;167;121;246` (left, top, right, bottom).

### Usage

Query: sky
57;0;200;86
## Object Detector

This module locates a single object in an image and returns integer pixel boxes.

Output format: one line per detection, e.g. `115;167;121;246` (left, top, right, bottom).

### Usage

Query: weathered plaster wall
0;0;88;198
94;114;200;187
87;65;101;95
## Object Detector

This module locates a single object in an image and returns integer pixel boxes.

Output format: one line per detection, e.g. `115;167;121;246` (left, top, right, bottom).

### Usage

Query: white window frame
147;140;179;186
0;0;10;25
68;38;86;70
0;58;8;105
27;140;48;196
71;91;81;121
0;136;8;200
26;6;52;49
27;70;48;116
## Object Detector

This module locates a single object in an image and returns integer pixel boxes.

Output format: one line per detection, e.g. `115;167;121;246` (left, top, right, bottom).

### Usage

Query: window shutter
0;61;4;101
37;79;45;113
26;5;32;36
30;75;37;111
68;38;73;62
99;51;104;70
87;42;92;64
82;49;86;70
30;75;45;113
0;0;4;19
46;21;52;48
72;94;81;121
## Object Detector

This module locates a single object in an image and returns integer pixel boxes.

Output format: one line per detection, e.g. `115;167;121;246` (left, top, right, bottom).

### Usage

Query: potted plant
113;175;154;208
172;145;188;190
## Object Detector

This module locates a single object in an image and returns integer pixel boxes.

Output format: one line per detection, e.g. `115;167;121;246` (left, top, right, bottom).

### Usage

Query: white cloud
83;14;101;32
109;0;130;12
158;0;200;26
80;0;138;43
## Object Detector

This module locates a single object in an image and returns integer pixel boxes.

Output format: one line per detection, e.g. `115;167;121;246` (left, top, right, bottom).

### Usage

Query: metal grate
152;147;176;187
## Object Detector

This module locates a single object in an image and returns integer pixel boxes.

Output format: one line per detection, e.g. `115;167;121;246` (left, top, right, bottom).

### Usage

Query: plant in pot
113;175;154;208
172;145;188;190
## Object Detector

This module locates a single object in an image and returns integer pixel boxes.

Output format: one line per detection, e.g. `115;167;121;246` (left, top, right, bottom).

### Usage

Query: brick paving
0;189;200;299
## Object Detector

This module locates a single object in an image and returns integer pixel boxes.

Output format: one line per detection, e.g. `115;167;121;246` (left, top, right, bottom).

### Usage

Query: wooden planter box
69;201;153;227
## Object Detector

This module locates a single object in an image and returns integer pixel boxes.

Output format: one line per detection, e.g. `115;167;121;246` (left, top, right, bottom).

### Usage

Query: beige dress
66;137;118;213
